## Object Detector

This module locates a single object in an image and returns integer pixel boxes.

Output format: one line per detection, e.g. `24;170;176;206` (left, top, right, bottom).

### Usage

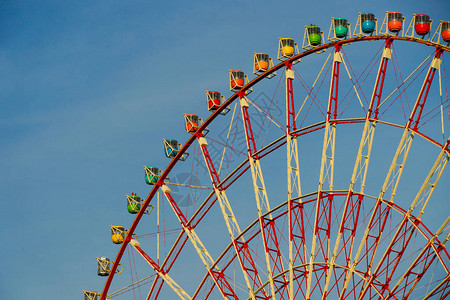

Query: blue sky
1;1;449;299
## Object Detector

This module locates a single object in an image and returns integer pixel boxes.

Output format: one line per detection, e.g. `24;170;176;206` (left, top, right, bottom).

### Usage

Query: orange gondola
387;12;403;33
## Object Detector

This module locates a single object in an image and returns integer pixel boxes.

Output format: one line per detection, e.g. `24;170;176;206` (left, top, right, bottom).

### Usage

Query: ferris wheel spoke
239;93;290;299
307;44;343;299
246;97;284;131
191;244;243;300
285;62;307;299
218;101;240;177
197;135;269;299
416;139;450;218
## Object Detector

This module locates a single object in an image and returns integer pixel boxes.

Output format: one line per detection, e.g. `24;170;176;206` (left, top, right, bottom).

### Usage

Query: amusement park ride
84;11;450;300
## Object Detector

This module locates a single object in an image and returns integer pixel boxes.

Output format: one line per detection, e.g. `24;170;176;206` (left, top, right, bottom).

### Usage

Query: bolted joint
237;90;246;99
284;61;293;70
334;42;342;52
198;137;208;146
240;97;249;108
286;69;295;80
161;184;171;194
130;239;140;247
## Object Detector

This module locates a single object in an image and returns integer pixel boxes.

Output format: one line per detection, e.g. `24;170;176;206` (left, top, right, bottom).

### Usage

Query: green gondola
307;25;322;46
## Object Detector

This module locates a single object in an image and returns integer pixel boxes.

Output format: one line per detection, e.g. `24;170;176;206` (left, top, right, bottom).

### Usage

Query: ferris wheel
84;11;450;300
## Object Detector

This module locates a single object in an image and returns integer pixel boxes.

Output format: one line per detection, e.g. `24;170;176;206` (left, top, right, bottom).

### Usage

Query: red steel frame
162;189;238;299
305;42;342;299
285;60;308;298
198;135;270;299
335;38;393;299
372;38;393;119
98;36;450;300
328;43;342;122
239;90;290;299
286;61;297;133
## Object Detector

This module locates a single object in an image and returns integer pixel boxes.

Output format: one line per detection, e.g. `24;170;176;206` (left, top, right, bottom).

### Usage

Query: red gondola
414;14;431;36
442;21;450;43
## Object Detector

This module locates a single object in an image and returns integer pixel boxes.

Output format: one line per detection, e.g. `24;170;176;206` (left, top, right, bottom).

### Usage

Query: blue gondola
164;139;180;158
361;13;376;34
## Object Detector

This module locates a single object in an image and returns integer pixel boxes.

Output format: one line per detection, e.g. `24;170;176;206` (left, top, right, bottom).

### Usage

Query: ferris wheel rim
99;34;450;300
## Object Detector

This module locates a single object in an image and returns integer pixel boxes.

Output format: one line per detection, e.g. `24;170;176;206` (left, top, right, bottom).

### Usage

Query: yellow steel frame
285;67;303;299
306;48;341;299
419;220;450;300
360;139;450;297
424;273;450;300
327;41;394;297
431;21;447;45
415;139;450;218
240;96;286;300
